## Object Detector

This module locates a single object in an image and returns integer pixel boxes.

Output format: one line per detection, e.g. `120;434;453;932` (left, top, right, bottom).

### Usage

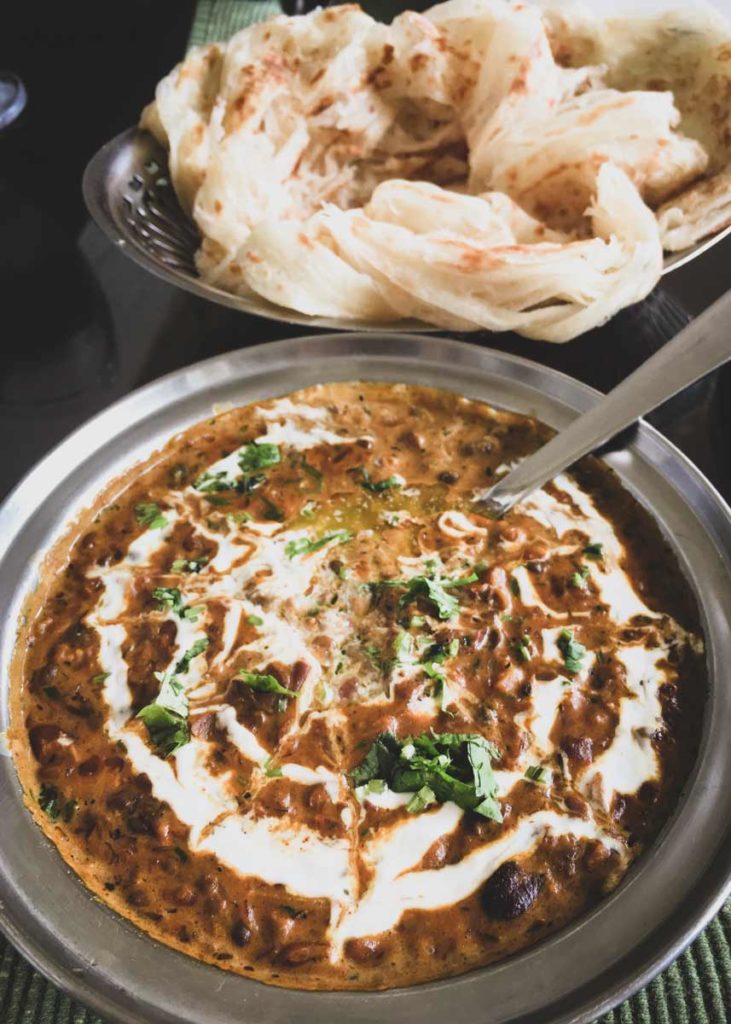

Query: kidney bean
561;737;593;763
29;724;61;763
564;792;589;818
231;919;252;946
280;942;328;966
482;861;544;920
78;755;101;777
191;713;215;740
175;884;197;907
289;660;311;692
346;936;387;964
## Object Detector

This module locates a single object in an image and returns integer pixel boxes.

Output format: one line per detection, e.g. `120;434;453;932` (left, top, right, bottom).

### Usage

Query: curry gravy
10;383;704;990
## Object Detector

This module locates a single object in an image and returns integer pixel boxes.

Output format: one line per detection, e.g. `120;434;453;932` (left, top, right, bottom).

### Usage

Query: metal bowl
83;128;731;333
2;333;731;1024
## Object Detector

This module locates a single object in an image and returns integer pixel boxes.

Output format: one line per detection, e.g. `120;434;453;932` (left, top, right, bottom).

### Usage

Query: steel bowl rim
1;331;730;1024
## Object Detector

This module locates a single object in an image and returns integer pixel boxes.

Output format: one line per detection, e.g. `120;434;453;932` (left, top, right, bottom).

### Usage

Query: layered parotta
141;0;731;340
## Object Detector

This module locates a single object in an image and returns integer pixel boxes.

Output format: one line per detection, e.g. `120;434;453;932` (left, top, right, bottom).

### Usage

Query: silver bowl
2;333;731;1024
82;127;731;332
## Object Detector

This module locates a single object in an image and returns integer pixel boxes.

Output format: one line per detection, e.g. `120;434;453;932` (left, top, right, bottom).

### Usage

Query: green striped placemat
2;3;729;1022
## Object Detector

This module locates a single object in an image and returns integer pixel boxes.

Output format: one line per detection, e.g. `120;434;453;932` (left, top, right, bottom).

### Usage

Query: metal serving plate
83;128;731;332
2;333;731;1024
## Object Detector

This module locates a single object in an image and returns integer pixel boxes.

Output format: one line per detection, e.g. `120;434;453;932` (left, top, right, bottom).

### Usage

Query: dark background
0;0;729;502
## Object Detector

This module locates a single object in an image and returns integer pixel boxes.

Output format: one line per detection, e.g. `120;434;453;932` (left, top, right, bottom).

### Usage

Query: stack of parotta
141;0;731;341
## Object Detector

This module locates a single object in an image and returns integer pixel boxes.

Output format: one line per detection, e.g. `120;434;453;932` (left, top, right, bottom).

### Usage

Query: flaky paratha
141;1;731;339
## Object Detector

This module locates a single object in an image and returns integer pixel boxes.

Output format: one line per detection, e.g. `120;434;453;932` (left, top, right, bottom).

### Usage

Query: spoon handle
480;289;731;517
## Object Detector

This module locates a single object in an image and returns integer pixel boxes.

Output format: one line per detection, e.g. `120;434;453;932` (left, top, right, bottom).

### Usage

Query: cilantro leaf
583;542;604;560
569;565;590;590
349;731;401;787
171;557;208;574
350;731;502;821
153;587;203;623
524;765;551;785
397;572;477;620
194;470;233;493
136;643;205;758
513;634;532;662
38;784;76;823
137;702;189;758
285;529;352;559
135;502;168;530
361;469;404;494
236;670;298;699
175;638;209;675
557;629;587;674
264;757;283;778
238;442;280;474
392;631;415;666
407;785;436;812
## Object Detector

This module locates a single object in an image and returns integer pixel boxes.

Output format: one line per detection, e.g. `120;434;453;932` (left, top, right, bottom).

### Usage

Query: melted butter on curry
11;383;704;990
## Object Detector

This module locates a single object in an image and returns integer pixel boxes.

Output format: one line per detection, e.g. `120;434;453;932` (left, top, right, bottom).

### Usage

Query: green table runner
2;2;730;1022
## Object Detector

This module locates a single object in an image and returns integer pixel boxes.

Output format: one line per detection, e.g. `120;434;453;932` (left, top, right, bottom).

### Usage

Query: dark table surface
1;3;729;501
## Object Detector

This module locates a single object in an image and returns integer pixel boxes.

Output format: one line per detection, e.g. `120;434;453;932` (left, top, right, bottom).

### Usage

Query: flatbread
141;1;731;338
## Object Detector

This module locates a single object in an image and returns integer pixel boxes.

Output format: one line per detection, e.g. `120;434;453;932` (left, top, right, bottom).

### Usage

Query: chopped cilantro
194;469;232;493
236;670;297;699
570;565;591;590
263;757;283;778
247;614;264;626
238;442;280;475
171;557;208;574
137;661;194;758
361;469;404;494
524;765;551;785
510;575;520;597
175;637;209;675
152;587;203;622
300;501;318;519
557;629;587;674
135;502;168;530
228;511;253;524
285;529;352;559
350;731;502;821
91;672;110;686
137;639;209;756
38;784;76;823
393;630;415;665
513;634;532;662
583;542;604;560
168;463;188;486
392;571;478;620
407;785;436;813
365;778;386;794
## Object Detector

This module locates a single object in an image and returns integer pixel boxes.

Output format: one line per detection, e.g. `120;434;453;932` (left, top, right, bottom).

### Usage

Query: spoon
478;289;731;518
